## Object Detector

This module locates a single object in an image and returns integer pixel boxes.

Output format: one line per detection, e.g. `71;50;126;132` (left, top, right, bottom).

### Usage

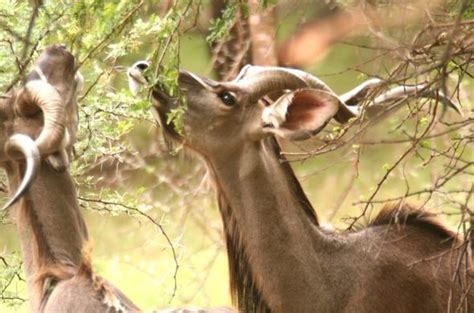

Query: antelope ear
262;89;339;140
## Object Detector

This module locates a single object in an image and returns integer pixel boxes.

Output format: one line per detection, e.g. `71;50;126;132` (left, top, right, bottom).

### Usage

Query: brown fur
269;138;318;226
370;202;457;241
75;244;140;313
218;185;468;313
14;177;78;310
204;138;472;313
215;137;318;313
76;242;95;280
218;193;271;313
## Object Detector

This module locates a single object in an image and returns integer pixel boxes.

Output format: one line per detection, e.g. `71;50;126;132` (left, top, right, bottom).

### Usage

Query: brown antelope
0;44;143;312
128;62;473;313
1;45;234;313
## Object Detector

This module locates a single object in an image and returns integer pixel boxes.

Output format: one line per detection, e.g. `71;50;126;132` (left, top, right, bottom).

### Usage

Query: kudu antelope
1;45;233;313
0;44;142;312
128;62;473;313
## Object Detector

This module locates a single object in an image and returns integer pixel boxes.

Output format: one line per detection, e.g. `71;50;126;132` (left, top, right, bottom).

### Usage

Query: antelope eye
217;92;236;107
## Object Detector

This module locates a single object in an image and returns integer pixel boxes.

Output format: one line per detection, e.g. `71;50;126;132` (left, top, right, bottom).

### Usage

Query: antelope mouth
127;60;182;140
150;88;182;140
149;70;205;141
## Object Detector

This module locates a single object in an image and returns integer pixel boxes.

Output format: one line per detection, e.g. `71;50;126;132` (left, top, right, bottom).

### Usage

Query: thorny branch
282;1;472;222
0;255;26;305
275;7;473;310
2;11;65;92
281;3;472;302
77;196;180;303
76;0;145;69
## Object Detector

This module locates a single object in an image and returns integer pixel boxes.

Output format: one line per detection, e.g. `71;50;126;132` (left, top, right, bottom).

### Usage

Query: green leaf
166;105;186;136
419;140;431;149
207;2;238;43
419;117;429;127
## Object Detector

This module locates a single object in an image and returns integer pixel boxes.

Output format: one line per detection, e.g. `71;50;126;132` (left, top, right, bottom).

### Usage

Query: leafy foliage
207;1;242;44
464;0;474;18
0;0;472;311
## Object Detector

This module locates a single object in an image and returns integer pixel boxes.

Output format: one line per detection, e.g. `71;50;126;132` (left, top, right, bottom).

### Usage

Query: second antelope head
1;44;83;209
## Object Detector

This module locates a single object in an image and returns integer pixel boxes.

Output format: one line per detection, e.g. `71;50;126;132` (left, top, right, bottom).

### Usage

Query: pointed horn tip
232;64;254;82
432;89;463;116
449;104;463;116
1;134;40;211
445;99;463;116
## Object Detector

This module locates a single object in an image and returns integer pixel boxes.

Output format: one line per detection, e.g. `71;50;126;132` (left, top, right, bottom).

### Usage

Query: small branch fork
0;255;26;305
78;196;180;303
76;0;145;70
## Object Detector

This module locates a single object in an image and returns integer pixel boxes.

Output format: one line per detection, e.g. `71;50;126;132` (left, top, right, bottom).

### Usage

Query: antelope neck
207;137;333;312
6;161;87;311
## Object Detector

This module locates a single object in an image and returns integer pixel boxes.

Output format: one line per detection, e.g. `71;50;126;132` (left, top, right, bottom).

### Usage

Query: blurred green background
0;1;472;312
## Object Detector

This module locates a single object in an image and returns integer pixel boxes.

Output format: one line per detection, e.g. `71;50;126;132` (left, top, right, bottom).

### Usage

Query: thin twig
78;196;180;303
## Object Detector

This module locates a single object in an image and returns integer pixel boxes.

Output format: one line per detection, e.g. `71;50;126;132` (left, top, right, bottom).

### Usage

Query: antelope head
128;63;459;158
129;64;361;158
1;44;83;210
